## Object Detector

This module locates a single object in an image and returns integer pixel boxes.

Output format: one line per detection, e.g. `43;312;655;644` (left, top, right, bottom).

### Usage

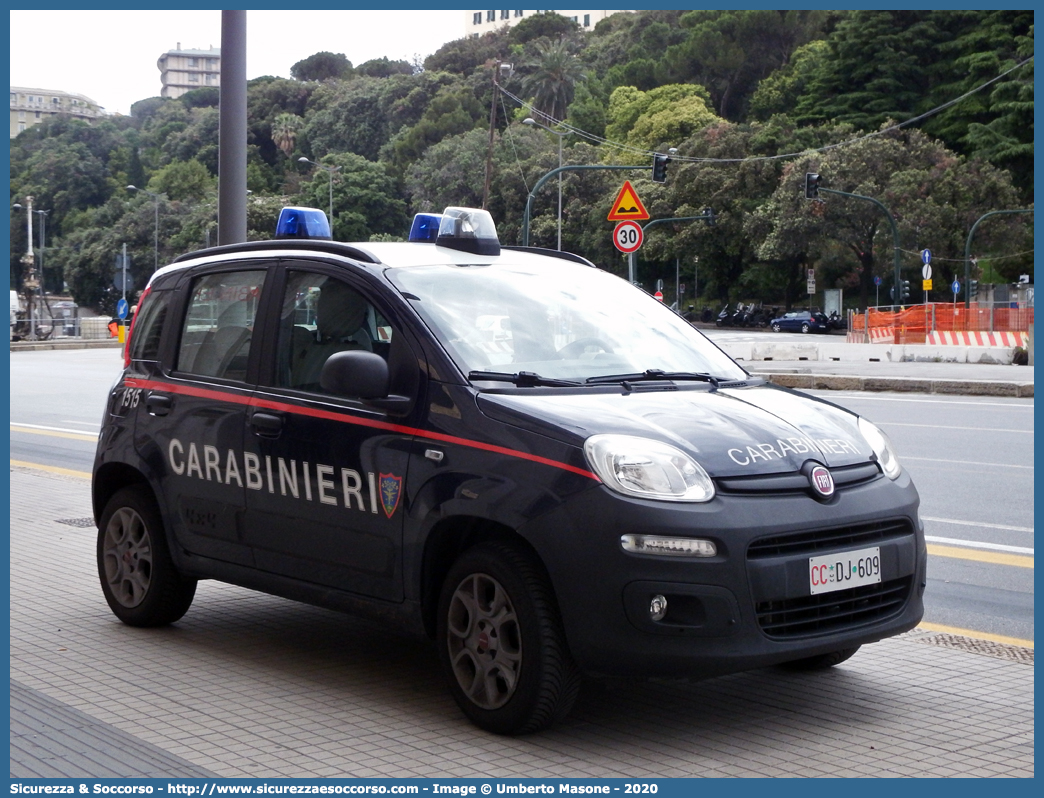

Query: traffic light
703;207;715;226
652;153;669;183
900;280;911;301
969;279;979;297
805;172;820;199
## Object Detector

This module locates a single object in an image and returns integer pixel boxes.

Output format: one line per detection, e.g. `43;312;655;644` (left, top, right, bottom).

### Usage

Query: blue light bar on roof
409;213;443;243
275;206;332;240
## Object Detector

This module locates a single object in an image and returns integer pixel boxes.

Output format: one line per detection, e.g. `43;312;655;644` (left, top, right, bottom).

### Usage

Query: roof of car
166;240;596;274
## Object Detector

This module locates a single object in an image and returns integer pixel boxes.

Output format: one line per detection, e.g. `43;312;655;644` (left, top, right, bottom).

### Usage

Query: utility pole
483;61;501;210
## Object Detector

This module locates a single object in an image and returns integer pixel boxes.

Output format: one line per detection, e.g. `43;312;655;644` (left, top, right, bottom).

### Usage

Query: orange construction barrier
858;303;1033;345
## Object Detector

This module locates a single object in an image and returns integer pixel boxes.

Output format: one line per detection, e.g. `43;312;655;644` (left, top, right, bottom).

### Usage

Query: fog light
621;535;717;557
649;594;668;622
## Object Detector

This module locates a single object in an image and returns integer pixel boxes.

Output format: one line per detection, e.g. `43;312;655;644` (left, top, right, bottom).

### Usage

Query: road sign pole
121;242;128;304
628;251;636;284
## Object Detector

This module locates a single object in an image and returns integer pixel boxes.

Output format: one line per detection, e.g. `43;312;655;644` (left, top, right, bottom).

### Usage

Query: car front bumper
522;468;926;678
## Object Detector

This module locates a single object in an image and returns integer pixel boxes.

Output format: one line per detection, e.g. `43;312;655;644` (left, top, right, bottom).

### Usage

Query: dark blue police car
93;206;926;735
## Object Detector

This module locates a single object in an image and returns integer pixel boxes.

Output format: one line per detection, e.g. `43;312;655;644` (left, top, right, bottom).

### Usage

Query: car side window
176;270;266;381
275;272;395;394
129;289;173;361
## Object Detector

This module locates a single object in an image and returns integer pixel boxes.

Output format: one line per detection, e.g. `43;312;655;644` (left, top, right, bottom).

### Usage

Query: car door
134;264;270;567
241;262;420;601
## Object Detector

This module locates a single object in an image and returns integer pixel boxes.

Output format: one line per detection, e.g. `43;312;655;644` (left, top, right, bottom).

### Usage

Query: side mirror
320;350;412;413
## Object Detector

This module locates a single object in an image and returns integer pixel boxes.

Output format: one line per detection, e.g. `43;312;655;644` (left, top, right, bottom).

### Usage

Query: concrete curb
725;340;1019;365
759;372;1034;398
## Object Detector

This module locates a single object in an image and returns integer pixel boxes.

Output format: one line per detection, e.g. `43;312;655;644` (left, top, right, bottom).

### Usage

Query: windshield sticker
728;436;861;466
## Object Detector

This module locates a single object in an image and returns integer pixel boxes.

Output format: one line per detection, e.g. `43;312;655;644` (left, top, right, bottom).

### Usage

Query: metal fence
11;312;112;342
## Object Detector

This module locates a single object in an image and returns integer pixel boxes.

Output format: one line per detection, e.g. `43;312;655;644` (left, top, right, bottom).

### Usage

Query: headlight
858;417;902;479
584;434;715;502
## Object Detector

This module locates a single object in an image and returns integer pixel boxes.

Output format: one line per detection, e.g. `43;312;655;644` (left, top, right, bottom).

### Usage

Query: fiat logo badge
810;465;834;497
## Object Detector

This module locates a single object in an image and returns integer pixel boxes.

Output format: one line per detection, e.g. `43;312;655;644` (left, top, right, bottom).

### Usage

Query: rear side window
129;289;172;362
177;270;266;381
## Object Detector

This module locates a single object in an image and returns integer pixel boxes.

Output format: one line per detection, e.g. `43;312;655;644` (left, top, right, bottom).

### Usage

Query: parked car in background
770;310;831;334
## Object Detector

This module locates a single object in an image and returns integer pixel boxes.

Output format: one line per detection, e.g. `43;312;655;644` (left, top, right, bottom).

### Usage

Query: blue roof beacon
408;213;443;243
274;206;332;240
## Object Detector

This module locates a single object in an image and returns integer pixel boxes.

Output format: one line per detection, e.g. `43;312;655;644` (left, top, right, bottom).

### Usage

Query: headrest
317;281;368;341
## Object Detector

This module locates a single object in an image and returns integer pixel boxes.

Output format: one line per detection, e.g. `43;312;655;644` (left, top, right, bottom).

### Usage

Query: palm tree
272;113;303;159
522;38;586;121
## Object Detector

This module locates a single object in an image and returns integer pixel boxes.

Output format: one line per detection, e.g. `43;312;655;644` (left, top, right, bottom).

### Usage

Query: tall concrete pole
218;10;247;245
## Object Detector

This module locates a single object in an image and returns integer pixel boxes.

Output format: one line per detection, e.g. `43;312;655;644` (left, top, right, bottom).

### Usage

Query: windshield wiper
468;370;581;388
585;369;720;389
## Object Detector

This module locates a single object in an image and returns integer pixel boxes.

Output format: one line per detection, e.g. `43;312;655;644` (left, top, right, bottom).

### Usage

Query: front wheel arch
420;515;529;639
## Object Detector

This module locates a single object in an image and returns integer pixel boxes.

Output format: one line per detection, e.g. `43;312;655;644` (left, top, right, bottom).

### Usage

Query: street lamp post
33;208;49;292
523;117;572;251
12;197;47;338
126;185;160;272
298;157;341;227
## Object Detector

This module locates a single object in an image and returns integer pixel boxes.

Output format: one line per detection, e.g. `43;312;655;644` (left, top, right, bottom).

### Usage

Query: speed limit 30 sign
613;220;643;253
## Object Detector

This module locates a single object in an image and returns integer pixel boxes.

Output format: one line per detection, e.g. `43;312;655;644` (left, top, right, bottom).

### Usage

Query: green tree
605;84;718;149
356;57;414;78
424;30;509;78
753;126;1025;306
521;37;586;121
298;153;407;241
146;159;214;202
385;84;486;173
291;51;353;82
508;11;581;45
271;113;303;159
305;73;462;163
748;40;830;122
661;10;829;120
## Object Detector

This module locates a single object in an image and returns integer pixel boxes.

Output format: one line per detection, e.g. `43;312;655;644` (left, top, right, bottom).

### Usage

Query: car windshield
388;259;747;383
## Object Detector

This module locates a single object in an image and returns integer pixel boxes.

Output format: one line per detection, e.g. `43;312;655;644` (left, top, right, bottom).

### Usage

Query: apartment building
158;43;221;99
10;87;103;137
465;9;625;36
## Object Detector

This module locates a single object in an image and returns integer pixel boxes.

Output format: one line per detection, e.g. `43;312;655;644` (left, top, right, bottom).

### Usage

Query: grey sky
9;10;465;115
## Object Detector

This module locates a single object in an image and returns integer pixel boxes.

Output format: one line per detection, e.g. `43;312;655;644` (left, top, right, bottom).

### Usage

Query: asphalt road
9;348;1034;645
806;389;1034;644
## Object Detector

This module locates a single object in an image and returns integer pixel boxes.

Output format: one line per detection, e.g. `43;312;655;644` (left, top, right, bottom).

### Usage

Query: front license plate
809;547;881;595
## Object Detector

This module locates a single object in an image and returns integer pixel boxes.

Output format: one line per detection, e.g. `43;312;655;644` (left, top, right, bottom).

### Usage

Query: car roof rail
501;245;597;268
172;239;381;264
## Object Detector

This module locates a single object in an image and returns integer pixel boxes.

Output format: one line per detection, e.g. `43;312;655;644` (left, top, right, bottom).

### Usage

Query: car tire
771;323;781;332
97;486;197;627
800;322;811;334
437;540;581;735
780;646;861;671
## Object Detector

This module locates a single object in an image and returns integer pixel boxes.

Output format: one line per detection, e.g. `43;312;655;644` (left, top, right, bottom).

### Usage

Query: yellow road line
918;621;1033;649
10;425;98;442
927;543;1033;569
10;459;91;479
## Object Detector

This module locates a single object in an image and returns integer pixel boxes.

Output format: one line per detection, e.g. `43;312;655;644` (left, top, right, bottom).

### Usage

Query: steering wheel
556;337;614;359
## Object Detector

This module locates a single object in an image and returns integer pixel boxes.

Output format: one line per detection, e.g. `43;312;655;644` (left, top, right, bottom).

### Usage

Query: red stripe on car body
124;377;600;481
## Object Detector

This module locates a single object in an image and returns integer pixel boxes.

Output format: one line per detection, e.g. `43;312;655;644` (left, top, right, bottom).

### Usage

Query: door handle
145;394;172;416
250;411;285;437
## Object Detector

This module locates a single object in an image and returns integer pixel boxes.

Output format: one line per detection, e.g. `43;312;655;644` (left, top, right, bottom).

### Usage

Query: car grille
716;462;881;496
756;577;912;638
747;518;913;559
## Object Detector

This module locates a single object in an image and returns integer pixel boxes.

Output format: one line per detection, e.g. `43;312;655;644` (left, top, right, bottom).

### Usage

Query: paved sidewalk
10;466;1034;778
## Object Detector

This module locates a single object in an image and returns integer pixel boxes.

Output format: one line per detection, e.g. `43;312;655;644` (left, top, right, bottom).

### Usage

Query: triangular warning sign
608;180;650;221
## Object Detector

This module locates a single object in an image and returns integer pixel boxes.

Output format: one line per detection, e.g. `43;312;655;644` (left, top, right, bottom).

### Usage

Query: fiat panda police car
93;206;926;735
